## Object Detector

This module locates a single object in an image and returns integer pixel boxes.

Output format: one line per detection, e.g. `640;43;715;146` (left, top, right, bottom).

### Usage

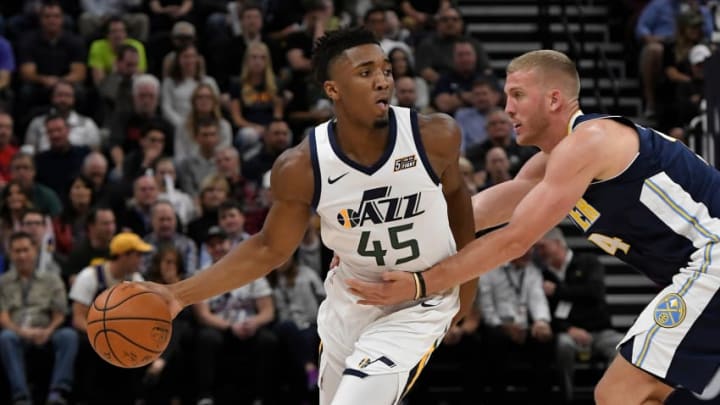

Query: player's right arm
471;151;548;232
163;143;315;317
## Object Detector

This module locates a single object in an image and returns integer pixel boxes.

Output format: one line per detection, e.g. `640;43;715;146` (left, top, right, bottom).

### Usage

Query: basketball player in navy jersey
347;49;720;404
145;28;476;404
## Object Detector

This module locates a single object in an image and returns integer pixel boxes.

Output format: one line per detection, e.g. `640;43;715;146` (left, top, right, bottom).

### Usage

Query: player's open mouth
376;100;389;110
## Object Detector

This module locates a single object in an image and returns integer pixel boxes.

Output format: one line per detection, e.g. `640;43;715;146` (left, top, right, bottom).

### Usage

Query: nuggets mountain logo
337;186;424;228
394;155;417;171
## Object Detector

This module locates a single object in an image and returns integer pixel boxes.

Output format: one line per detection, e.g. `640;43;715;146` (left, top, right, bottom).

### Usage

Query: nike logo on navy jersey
328;172;349;184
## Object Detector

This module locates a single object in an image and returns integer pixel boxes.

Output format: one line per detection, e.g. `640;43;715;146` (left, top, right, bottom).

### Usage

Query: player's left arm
349;125;607;305
418;113;477;323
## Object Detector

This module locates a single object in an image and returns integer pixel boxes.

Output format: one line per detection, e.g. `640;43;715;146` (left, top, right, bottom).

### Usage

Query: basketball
86;282;173;368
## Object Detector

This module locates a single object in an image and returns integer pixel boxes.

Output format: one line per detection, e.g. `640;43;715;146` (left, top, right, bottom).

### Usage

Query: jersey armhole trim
410;110;441;185
308;128;321;209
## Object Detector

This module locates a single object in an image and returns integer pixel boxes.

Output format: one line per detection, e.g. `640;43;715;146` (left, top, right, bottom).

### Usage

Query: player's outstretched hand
138;281;185;319
346;271;416;306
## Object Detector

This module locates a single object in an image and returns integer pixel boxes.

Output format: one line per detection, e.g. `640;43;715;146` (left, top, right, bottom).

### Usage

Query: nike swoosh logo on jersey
328;172;349;184
420;301;440;308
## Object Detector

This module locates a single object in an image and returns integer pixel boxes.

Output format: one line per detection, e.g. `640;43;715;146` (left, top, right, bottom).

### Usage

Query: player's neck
333;115;389;163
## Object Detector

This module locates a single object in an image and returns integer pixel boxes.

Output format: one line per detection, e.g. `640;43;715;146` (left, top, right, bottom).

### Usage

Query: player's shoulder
269;137;314;204
415;111;462;154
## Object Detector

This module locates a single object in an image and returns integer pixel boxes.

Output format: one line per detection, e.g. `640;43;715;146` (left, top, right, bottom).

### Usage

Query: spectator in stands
363;6;413;57
148;0;194;32
243;119;291;183
285;2;334;134
432;39;493;115
9;153;62;217
88;17;147;89
62;206;115;286
535;227;623;404
268;250;326;398
215;145;268;234
0;111;18;185
192;225;278;405
658;11;707;134
78;1;149;41
161;21;206;79
0;35;15;109
0;181;33;259
458;156;479;194
98;45;140;124
119;125;167;183
161;44;219;128
389;47;430;112
479;146;512;191
230;42;284;152
0;231;78;405
635;0;713;118
154;157;196;227
142;244;194;404
68;232;149;404
384;9;411;44
391;76;420;111
34;114;91;201
81;151;110;199
16;1;86;116
175;83;232;162
69;231;150;331
480;249;555;401
209;4;284;92
465;108;537;175
25;81;101;153
198;199;250;268
20;208;61;276
186;174;229;246
178;118;221;196
455;78;501;153
142;200;197;275
263;0;306;42
118;175;159;236
110;74;174;169
52;175;95;257
400;0;454;30
415;6;490;84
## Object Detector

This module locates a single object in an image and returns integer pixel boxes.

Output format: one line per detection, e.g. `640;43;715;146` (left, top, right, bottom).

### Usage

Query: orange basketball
86;282;172;368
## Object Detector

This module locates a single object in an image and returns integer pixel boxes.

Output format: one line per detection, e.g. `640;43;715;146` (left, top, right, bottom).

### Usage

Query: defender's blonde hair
507;50;580;100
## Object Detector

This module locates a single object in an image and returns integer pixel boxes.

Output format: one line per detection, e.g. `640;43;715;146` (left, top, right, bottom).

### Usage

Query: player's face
330;44;394;128
504;69;550;146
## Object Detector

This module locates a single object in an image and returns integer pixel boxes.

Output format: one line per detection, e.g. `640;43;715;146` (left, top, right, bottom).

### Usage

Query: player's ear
548;89;562;112
324;80;339;101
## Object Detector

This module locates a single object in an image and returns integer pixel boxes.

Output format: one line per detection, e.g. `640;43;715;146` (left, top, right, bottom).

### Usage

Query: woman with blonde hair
229;41;284;151
174;83;233;162
161;43;219;127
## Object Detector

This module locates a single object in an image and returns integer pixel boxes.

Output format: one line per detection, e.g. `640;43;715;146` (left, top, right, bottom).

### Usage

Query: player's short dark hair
311;27;379;84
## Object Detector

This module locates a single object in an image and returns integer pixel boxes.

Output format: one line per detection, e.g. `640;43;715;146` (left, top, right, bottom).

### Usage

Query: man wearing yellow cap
67;232;153;403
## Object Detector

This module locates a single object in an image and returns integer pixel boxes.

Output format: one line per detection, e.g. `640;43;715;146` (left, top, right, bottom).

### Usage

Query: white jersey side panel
310;106;456;282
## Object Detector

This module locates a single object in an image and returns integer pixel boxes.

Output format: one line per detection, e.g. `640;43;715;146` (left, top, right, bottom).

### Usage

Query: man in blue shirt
635;0;713;118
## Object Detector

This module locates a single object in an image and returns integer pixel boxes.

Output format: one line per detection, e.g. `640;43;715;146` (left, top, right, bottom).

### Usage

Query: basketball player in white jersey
145;27;477;404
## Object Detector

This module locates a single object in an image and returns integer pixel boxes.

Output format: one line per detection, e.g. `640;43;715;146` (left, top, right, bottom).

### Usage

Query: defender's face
330;44;394;128
504;69;549;146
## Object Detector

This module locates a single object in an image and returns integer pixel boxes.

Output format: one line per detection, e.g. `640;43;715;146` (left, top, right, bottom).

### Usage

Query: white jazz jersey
309;105;457;281
310;106;459;390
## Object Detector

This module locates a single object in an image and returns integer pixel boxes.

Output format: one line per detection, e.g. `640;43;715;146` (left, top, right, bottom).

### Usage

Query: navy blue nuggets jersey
567;113;720;286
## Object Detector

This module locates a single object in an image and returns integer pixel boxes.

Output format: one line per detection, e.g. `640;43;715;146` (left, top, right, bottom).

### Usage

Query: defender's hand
346;271;416;306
